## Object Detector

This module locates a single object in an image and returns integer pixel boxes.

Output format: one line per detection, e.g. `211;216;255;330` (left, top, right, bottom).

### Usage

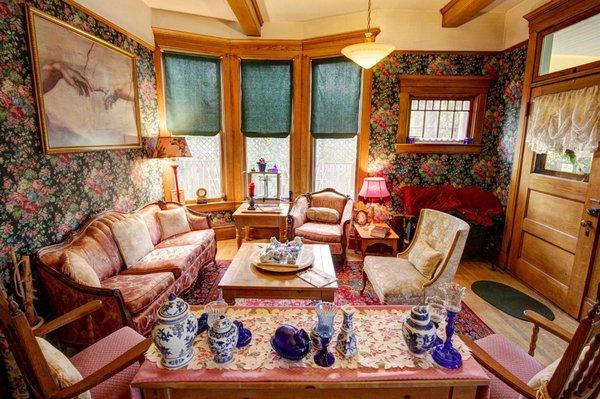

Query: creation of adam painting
26;6;142;154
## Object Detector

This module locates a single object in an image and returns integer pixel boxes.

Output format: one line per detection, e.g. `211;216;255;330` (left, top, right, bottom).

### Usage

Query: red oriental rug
182;260;494;341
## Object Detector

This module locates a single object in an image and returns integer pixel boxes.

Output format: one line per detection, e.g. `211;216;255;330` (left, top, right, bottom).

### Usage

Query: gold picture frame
25;6;142;154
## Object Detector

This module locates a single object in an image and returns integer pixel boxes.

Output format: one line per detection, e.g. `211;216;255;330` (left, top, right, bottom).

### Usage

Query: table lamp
358;177;390;224
153;136;192;203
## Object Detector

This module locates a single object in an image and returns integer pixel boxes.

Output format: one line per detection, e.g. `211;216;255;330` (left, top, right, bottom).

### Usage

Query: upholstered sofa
35;201;216;347
288;188;354;259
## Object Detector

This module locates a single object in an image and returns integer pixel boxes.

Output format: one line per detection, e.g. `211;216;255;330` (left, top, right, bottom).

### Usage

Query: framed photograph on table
25;6;142;154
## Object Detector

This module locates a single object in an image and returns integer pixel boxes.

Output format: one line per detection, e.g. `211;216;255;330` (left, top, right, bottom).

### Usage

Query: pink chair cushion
474;334;544;399
70;327;145;399
295;222;342;243
310;191;347;216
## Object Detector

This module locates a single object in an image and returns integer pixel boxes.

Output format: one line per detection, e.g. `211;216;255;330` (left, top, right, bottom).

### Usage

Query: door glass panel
539;13;600;76
534;150;593;181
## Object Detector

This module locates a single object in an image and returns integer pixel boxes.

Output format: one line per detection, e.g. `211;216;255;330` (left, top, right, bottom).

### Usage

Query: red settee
34;201;216;347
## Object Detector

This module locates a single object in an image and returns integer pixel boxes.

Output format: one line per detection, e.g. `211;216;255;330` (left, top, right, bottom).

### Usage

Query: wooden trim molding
395;75;491;154
440;0;496;28
226;0;264;37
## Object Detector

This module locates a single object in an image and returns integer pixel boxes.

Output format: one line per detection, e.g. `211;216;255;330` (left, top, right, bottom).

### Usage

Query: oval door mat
471;280;555;321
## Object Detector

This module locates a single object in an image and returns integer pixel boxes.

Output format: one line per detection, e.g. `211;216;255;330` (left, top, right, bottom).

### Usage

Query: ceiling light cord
366;0;372;33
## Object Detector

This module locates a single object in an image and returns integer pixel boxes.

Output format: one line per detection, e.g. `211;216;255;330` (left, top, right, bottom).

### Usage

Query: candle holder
431;283;466;369
247;195;256;210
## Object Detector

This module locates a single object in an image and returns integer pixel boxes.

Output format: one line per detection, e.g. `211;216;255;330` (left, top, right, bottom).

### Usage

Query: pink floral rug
182;260;494;341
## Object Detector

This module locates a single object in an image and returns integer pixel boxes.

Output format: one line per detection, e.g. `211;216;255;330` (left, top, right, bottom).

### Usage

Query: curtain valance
526;85;599;155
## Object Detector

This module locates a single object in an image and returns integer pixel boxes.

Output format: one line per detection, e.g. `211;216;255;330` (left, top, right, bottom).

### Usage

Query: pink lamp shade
153;136;192;159
358;177;390;200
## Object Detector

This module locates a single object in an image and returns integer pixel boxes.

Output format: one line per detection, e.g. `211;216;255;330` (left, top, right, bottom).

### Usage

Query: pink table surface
133;305;490;398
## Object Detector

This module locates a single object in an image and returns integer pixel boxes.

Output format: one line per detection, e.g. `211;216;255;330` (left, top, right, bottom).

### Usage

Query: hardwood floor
216;238;577;366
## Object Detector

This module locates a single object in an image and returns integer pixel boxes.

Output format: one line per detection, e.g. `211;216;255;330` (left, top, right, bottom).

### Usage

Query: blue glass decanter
432;283;466;369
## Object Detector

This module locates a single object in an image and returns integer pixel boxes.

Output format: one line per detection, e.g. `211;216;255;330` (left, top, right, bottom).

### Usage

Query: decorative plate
355;210;368;226
251;248;314;273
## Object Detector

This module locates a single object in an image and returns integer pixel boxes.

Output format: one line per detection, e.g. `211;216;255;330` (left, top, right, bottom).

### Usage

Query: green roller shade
164;52;221;136
241;60;292;138
311;57;362;139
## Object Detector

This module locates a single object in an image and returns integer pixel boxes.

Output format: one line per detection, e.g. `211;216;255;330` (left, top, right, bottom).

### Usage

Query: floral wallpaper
368;46;527;213
0;1;162;394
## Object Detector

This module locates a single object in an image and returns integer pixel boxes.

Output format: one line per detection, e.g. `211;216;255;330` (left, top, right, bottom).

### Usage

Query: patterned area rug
182;260;494;341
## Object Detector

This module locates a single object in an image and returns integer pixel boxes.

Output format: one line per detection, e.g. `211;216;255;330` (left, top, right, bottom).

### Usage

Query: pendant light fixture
342;0;395;69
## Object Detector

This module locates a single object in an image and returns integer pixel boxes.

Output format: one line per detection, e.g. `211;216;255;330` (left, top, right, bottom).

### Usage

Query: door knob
581;220;593;227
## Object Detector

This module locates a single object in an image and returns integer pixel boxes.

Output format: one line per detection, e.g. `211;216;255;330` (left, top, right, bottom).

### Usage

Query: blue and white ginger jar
152;293;198;369
208;315;239;364
401;305;437;356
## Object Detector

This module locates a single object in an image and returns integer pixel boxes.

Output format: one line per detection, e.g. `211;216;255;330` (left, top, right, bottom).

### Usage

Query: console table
133;306;490;399
232;202;289;248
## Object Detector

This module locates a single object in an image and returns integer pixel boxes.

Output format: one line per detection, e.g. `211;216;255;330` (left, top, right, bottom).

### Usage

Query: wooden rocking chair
462;285;600;399
0;287;151;399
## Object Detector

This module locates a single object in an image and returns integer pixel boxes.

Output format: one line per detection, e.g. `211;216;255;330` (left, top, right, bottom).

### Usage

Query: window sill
395;143;482;154
186;201;241;213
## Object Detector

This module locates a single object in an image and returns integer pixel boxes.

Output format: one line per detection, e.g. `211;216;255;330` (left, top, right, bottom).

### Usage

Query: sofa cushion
157;207;191;239
474;334;544;399
295;222;341;243
408;240;443;279
187;212;211;230
101;272;174;314
70;327;144;399
121;245;203;278
111;215;155;268
156;229;215;251
306;207;340;224
36;337;91;399
363;256;428;304
137;204;162;245
310;191;347;216
60;251;101;287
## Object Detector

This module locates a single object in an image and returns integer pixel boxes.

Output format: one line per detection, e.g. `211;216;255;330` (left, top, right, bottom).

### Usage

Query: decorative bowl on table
251;237;313;273
271;324;311;361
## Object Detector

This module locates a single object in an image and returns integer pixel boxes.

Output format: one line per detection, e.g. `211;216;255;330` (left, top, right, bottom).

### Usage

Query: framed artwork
26;6;142;154
354;210;369;226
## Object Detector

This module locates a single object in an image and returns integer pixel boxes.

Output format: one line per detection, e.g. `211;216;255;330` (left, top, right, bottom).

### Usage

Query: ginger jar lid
158;293;189;320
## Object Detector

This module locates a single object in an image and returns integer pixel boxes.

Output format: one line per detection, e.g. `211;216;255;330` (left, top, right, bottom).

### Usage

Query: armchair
461;286;600;399
288;188;353;260
362;209;470;304
0;291;151;399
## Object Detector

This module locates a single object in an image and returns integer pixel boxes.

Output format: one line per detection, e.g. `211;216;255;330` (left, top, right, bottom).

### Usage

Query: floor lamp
154;136;192;203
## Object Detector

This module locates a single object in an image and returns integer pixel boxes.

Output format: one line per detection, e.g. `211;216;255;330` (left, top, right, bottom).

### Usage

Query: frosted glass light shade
342;41;395;69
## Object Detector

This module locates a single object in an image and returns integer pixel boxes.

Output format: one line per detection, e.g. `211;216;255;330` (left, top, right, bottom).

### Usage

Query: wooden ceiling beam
226;0;264;36
440;0;496;27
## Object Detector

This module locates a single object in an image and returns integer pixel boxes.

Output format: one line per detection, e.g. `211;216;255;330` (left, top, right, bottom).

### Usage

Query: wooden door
508;78;600;318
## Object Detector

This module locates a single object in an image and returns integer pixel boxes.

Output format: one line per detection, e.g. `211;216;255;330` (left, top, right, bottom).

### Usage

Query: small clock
354;210;368;226
196;188;208;204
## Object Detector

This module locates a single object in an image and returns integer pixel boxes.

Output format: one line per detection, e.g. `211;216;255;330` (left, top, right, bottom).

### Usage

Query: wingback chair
362;209;470;304
462;286;600;399
0;291;150;399
287;188;354;260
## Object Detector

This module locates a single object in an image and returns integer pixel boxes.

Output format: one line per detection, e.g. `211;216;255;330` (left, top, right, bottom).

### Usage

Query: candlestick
248;181;255;197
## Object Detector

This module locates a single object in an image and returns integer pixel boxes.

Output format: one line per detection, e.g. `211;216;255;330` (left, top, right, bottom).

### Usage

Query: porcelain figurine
310;301;338;350
335;305;358;358
152;293;198;369
401;305;436;356
271;324;311;361
207;315;239;364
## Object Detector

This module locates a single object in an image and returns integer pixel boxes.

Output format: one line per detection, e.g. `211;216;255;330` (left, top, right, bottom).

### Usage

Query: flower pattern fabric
146;307;471;370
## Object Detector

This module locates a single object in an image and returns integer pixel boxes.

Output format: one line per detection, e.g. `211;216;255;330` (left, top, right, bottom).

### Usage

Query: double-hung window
241;60;292;199
163;52;223;200
311;57;362;197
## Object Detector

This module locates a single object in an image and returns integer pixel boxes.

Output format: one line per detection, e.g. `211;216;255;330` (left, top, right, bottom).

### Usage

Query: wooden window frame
395;75;491;154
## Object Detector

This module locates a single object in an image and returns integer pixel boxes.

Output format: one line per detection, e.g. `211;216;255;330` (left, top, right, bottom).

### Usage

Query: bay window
163;52;223;199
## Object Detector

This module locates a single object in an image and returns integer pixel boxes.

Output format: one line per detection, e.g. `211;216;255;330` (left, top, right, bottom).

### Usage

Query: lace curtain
526;85;600;154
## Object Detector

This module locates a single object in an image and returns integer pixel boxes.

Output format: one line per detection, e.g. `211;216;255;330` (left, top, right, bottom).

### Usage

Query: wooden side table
232;202;289;248
353;222;400;258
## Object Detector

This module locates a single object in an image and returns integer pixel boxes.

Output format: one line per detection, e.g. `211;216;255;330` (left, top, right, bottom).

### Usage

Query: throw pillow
306;207;340;224
36;337;91;399
408;240;443;279
60;251;101;287
111;215;155;268
156;207;191;239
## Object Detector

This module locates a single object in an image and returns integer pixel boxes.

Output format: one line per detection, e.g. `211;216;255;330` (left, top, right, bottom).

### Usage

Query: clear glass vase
310;301;337;349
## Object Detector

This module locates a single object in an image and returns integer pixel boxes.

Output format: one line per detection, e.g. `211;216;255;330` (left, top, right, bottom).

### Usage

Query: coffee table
218;243;337;304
